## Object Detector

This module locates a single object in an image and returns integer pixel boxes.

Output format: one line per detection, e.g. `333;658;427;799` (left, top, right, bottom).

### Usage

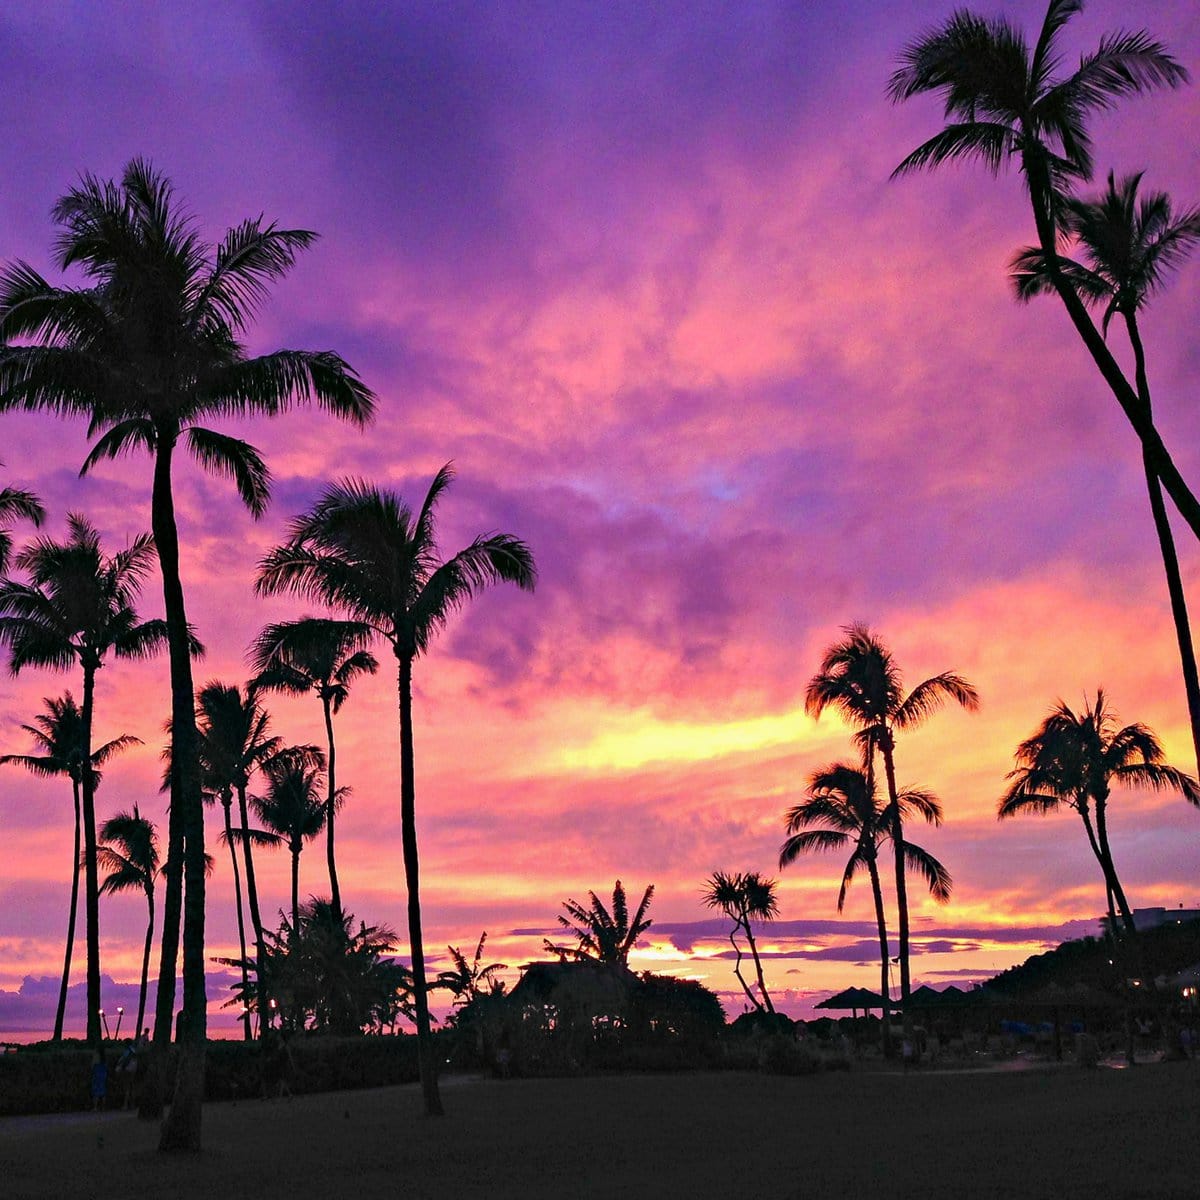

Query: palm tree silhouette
0;693;138;1040
1000;689;1199;937
888;2;1199;538
0;482;43;572
0;515;167;1049
249;618;378;920
97;807;160;1039
546;880;655;965
257;463;536;1117
251;746;329;933
780;763;951;1052
805;624;976;1042
192;682;285;1039
700;871;779;1015
436;932;507;1008
1011;173;1200;774
0;160;373;1147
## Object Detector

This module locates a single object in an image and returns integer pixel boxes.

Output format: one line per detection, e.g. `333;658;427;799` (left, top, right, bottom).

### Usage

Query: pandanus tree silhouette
0;159;374;1149
545;879;655;966
700;871;779;1015
256;464;536;1117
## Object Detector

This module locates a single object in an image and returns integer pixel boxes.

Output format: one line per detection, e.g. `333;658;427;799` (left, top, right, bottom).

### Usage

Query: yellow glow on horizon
548;706;825;774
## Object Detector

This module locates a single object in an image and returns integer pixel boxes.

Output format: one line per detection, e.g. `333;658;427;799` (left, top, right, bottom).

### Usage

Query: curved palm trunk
137;883;154;1038
727;927;761;1013
235;782;270;1032
1124;311;1200;776
53;776;83;1042
741;914;775;1015
1092;796;1136;937
1025;164;1200;541
879;736;913;1047
221;792;252;1040
149;434;206;1152
79;665;102;1051
1076;801;1119;935
322;694;342;920
866;852;892;1057
398;653;443;1117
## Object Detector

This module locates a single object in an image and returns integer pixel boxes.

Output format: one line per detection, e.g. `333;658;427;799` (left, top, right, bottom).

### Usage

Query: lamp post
114;1007;125;1041
99;1009;111;1040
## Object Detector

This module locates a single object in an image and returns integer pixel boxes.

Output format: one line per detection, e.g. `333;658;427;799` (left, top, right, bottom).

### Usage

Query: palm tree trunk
741;915;775;1014
150;432;207;1152
866;852;892;1057
221;793;252;1040
1092;796;1136;938
728;928;761;1012
880;736;913;1048
236;782;270;1033
79;664;102;1052
322;694;341;920
137;885;154;1039
1025;165;1200;541
1076;802;1119;935
1124;311;1200;776
53;777;83;1042
397;652;443;1117
291;843;300;934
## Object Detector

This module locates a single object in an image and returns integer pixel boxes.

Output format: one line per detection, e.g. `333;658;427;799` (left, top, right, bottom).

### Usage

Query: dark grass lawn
1;1063;1197;1199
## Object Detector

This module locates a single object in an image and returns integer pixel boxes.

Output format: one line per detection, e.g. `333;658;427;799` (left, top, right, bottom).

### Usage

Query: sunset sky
2;0;1199;1038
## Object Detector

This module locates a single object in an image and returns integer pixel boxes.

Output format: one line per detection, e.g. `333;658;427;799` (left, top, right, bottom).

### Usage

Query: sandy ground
1;1064;1197;1199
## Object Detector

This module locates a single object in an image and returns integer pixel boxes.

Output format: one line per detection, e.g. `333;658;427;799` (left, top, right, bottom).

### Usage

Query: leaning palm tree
700;871;779;1015
97;807;160;1040
0;515;168;1050
779;763;952;1052
0;160;374;1148
1000;689;1200;937
0;693;138;1040
889;1;1199;538
1012;173;1200;775
251;747;329;933
249;618;378;920
191;681;284;1037
256;464;536;1117
805;624;977;1040
0;481;43;573
545;880;655;966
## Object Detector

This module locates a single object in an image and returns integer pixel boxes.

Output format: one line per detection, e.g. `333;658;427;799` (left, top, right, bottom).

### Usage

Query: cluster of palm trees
0;162;534;1144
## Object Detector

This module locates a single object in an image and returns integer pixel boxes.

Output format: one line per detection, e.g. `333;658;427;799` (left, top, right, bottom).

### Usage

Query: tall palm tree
545;880;655;966
249;617;378;920
256;464;536;1117
191;681;283;1038
1012;173;1200;775
0;693;138;1040
0;515;167;1050
251;746;329;933
779;763;952;1051
97;807;160;1039
700;871;779;1015
888;1;1200;538
0;160;374;1148
1000;689;1199;937
0;481;43;572
805;624;977;1040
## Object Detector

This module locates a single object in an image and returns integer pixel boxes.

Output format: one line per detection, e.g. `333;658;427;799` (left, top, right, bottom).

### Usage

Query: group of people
89;1030;150;1111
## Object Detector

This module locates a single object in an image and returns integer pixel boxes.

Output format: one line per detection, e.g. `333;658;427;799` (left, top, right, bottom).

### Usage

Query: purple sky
2;0;1199;1036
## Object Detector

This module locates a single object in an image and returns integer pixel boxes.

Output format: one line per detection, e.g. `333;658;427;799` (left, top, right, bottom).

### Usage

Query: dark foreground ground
1;1063;1197;1199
